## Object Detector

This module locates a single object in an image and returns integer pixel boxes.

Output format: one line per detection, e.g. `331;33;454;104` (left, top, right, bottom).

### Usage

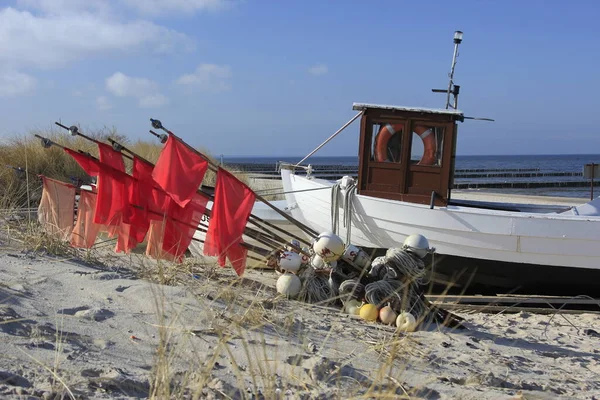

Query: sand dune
0;239;599;399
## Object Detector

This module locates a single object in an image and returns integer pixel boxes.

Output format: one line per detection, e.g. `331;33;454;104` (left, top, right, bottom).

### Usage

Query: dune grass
0;127;257;213
0;129;433;398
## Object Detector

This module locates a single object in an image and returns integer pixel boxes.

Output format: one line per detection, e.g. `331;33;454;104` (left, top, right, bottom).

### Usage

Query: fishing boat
279;31;600;296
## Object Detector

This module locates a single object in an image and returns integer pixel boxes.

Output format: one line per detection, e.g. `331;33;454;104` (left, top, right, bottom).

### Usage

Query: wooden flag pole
148;118;320;237
54;123;137;161
103;136;313;252
104;137;311;250
34;134;274;259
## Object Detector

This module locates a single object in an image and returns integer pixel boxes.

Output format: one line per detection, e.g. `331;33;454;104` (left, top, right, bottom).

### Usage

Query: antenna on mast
432;30;463;109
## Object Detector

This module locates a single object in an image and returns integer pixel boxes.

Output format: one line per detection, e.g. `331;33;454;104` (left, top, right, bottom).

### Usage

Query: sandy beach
1;228;599;399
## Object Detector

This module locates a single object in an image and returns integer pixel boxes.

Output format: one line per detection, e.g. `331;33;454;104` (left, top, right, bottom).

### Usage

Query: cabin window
372;122;404;163
410;125;444;166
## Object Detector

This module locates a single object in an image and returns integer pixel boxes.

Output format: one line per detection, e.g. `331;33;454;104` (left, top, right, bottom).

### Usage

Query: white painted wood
352;102;464;116
281;169;600;271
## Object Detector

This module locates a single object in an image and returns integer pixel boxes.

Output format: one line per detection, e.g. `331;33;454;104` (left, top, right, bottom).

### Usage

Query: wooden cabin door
357;113;455;206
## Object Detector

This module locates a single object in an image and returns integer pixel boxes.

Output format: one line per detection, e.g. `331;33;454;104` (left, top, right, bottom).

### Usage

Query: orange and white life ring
374;123;403;162
374;124;437;165
414;126;437;166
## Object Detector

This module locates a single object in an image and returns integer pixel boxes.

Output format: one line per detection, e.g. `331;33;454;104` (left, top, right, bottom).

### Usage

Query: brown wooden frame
357;107;459;206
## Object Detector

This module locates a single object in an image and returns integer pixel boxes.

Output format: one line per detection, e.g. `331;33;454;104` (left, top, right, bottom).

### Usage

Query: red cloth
38;176;76;240
71;189;102;248
64;149;118;226
133;157;169;217
65;147;142;253
97;143;125;171
96;143;127;227
135;157;208;260
145;219;175;261
161;193;209;261
203;168;255;276
151;134;209;208
120;157;157;242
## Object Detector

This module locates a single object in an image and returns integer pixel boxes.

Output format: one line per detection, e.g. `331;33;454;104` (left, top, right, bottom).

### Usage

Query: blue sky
1;0;599;157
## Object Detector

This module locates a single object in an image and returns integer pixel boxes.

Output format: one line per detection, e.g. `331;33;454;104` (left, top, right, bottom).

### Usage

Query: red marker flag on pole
203;168;255;276
38;176;76;240
65;147;140;253
97;143;144;252
133;158;170;217
161;193;209;261
71;188;103;248
152;134;209;208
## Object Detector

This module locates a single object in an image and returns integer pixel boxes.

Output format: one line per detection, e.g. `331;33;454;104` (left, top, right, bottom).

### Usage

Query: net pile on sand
274;235;463;330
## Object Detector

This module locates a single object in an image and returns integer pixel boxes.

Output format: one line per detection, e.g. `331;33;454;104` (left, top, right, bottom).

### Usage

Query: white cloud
0;7;191;70
17;0;231;16
122;0;231;15
106;72;156;97
308;64;328;76
175;64;232;92
0;70;36;97
139;94;170;108
105;72;169;108
16;0;111;15
96;96;112;110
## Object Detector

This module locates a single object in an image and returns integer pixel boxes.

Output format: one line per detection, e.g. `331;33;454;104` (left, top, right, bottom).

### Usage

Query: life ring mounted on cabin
374;124;437;165
414;126;437;165
374;123;403;162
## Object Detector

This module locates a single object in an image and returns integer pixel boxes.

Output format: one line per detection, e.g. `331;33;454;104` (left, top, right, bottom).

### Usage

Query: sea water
223;154;600;199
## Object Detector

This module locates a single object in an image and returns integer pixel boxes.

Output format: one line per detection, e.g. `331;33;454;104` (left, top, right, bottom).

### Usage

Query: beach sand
0;235;599;399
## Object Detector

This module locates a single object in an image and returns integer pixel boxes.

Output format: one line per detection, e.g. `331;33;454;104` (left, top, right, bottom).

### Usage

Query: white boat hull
281;169;600;293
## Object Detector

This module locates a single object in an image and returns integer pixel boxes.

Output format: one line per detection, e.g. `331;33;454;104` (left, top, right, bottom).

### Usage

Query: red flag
71;188;102;248
99;144;151;252
151;134;209;208
65;148;101;176
96;143;127;227
204;168;255;276
134;157;169;217
65;147;141;252
38;176;76;240
161;193;209;261
98;143;125;171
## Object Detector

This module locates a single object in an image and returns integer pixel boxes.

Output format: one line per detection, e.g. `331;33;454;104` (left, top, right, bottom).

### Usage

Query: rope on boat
331;179;357;245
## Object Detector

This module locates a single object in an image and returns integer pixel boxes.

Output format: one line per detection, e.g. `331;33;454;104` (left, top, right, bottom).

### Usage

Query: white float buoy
344;299;362;315
379;305;398;325
396;311;418;332
278;251;302;273
341;244;371;268
312;231;345;262
310;254;336;270
276;273;302;297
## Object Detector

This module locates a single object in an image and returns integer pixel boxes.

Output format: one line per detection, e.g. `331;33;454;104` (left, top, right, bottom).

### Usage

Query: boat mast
433;30;463;109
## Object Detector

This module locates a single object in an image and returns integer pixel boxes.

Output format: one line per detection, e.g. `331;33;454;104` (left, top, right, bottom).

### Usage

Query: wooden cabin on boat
354;103;464;207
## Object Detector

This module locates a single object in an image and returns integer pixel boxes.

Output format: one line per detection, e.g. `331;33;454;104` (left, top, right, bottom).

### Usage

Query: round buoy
359;303;379;322
379;305;398;325
312;232;345;262
396;311;418;332
278;251;302;273
276;273;302;297
344;299;362;315
310;254;326;270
